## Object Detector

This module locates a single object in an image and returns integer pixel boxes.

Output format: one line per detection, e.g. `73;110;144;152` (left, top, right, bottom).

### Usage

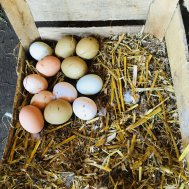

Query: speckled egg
73;97;97;120
44;99;73;125
53;82;78;102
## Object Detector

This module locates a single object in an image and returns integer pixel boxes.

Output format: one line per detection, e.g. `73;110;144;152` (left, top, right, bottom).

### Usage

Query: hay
0;33;189;188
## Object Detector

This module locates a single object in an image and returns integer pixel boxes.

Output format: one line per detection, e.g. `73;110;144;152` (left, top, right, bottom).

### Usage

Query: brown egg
44;99;72;125
19;105;44;133
23;74;48;94
30;91;55;110
61;56;88;79
36;56;61;77
76;37;99;59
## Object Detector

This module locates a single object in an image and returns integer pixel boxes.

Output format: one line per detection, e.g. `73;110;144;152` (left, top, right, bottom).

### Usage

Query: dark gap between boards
36;20;145;28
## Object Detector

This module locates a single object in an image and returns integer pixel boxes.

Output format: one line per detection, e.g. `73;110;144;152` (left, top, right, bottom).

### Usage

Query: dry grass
0;33;189;188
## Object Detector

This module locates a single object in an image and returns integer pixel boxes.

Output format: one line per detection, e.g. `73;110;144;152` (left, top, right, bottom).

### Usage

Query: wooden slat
26;0;152;21
0;0;40;49
165;6;189;164
144;0;179;41
38;26;143;41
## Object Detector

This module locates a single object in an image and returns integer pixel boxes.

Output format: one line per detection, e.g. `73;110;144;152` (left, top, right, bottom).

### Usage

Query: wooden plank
165;6;189;164
26;0;152;21
144;0;179;41
0;0;40;49
38;26;143;41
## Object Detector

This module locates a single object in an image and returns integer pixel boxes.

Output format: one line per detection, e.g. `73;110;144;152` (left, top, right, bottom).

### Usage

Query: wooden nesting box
1;0;189;166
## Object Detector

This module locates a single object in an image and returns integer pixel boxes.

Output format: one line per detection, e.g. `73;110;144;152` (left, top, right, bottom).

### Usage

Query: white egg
73;97;97;120
53;82;78;102
76;74;103;95
29;42;53;61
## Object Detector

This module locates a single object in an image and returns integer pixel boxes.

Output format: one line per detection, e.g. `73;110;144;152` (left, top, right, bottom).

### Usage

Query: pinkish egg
30;91;55;110
23;74;48;94
36;56;61;77
19;105;44;133
53;82;78;102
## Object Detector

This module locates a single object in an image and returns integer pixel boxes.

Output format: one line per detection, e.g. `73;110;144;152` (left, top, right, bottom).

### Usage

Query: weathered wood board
26;0;152;21
38;26;143;41
144;0;179;40
165;6;189;163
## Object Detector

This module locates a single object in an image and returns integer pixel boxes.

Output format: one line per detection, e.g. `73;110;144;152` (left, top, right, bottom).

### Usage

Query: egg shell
36;56;61;77
29;42;53;61
53;82;78;102
76;74;103;95
44;99;73;125
61;56;88;79
73;97;97;120
19;105;44;134
23;74;48;94
55;36;77;58
30;91;55;109
76;37;99;59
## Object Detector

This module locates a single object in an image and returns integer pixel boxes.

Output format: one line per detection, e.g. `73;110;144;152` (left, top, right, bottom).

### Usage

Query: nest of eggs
1;33;189;188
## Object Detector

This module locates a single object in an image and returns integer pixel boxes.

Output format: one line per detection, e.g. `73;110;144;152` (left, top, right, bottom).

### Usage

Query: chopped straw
0;33;189;188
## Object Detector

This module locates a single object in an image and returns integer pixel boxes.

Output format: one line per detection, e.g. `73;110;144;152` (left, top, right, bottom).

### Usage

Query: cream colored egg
30;91;55;110
19;105;44;133
76;74;103;95
73;97;97;120
23;74;48;94
55;36;77;58
76;37;99;59
61;56;88;79
36;56;61;77
29;42;53;61
53;82;78;102
44;99;72;125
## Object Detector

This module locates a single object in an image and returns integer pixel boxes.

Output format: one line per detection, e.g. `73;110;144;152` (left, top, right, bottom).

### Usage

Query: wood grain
0;0;40;49
165;6;189;164
26;0;152;21
144;0;179;41
38;26;143;41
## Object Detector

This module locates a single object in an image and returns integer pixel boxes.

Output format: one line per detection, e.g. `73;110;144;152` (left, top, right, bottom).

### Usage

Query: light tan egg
23;74;48;94
36;56;61;77
19;105;44;133
30;91;55;110
44;99;73;125
73;97;97;120
76;37;99;59
61;56;88;79
55;36;77;58
53;82;78;102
